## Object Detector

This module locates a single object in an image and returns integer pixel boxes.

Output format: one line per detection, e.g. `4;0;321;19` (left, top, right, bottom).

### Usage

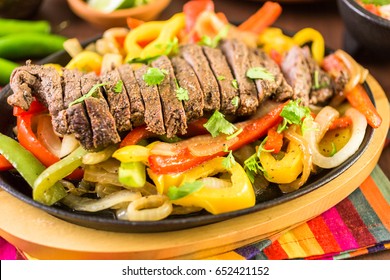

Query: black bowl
0;39;375;233
337;0;390;52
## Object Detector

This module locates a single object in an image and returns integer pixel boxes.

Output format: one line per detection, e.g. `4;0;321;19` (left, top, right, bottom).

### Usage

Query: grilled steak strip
151;55;187;137
180;44;220;111
81;72;121;150
220;39;258;116
100;69;132;132
134;65;166;135
251;48;293;102
202;46;239;115
281;46;312;106
301;46;334;105
171;56;204;122
117;64;145;127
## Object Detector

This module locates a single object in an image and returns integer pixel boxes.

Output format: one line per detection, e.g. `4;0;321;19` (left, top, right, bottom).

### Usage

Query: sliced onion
126;195;172;221
187;134;238;157
149;141;179;156
59;134;79;158
279;125;312;193
314;106;339;141
61;190;142;212
199;177;232;189
304;107;367;169
36;114;62;158
334;49;367;92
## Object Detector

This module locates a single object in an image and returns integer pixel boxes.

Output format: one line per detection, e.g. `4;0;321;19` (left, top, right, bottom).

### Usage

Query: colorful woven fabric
210;165;390;260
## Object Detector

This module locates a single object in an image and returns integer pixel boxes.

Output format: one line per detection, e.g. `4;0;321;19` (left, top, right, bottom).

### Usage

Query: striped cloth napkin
1;144;389;260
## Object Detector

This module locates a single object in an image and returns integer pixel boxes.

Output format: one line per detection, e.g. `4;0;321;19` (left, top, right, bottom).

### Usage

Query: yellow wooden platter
0;75;388;260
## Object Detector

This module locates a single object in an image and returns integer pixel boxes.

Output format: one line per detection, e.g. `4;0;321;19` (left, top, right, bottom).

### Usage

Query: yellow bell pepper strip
292;27;325;64
148;157;255;215
148;102;286;174
65;50;103;75
139;13;185;58
112;145;150;163
257;27;295;55
33;146;87;204
0;132;66;205
124;13;185;62
259;140;303;184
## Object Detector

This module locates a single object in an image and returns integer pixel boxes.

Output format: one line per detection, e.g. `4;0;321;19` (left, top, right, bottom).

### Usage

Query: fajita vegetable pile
0;1;382;221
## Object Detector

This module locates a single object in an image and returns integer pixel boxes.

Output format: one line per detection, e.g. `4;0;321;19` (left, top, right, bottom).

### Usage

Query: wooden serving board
0;75;388;260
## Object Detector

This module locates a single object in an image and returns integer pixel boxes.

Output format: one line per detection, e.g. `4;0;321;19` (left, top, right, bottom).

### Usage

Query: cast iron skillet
0;41;374;233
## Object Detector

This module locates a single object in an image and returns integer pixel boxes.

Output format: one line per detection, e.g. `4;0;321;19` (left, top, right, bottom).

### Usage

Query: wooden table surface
32;0;389;260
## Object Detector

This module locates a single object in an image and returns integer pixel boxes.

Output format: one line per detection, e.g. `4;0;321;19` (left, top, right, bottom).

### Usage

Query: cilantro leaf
113;80;123;93
203;110;237;137
198;25;230;48
68;82;107;107
246;67;275;81
280;99;311;126
167;181;204;200
231;79;239;90
244;153;264;184
174;78;189;101
217;75;226;81
231;96;239;107
222;150;236;170
142;67;167;86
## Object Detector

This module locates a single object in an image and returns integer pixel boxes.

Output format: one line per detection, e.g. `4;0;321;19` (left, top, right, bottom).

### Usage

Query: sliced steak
202;45;238;115
117;64;145;127
151;55;187;137
134;65;166;135
171;56;204;122
220;39;258;116
251;48;293;102
67;103;94;151
81;72;121;150
302;47;334;105
100;69;132;132
9;62;65;134
281;46;312;105
180;43;220;111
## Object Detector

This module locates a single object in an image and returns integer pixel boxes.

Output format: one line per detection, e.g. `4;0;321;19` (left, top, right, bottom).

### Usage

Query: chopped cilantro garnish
360;0;390;6
167;181;203;200
246;67;275;81
203;110;237;137
278;99;311;132
113;80;123;93
198;25;230;48
244;153;264;184
174;78;189;101
217;75;226;81
231;79;239;90
231;96;239;107
226;127;243;140
330;142;337;157
142;67;167;86
68;82;107;107
222;150;236;170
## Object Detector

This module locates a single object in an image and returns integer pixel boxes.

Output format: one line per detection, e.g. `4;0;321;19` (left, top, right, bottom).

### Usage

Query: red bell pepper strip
148;102;285;174
345;84;382;128
0;154;13;171
13;99;47;117
238;1;282;34
329;116;352;130
126;17;145;30
120;125;156;147
183;0;215;43
264;124;284;154
16;114;83;180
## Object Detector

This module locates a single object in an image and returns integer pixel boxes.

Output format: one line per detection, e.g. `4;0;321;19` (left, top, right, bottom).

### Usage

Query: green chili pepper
33;146;88;204
0;57;18;85
0;32;67;60
0;19;51;37
0;133;67;205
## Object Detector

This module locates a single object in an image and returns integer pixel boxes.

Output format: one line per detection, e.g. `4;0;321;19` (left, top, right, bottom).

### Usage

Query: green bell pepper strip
118;161;146;188
0;19;51;37
0;132;66;205
0;33;66;60
33;146;88;203
0;57;18;85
